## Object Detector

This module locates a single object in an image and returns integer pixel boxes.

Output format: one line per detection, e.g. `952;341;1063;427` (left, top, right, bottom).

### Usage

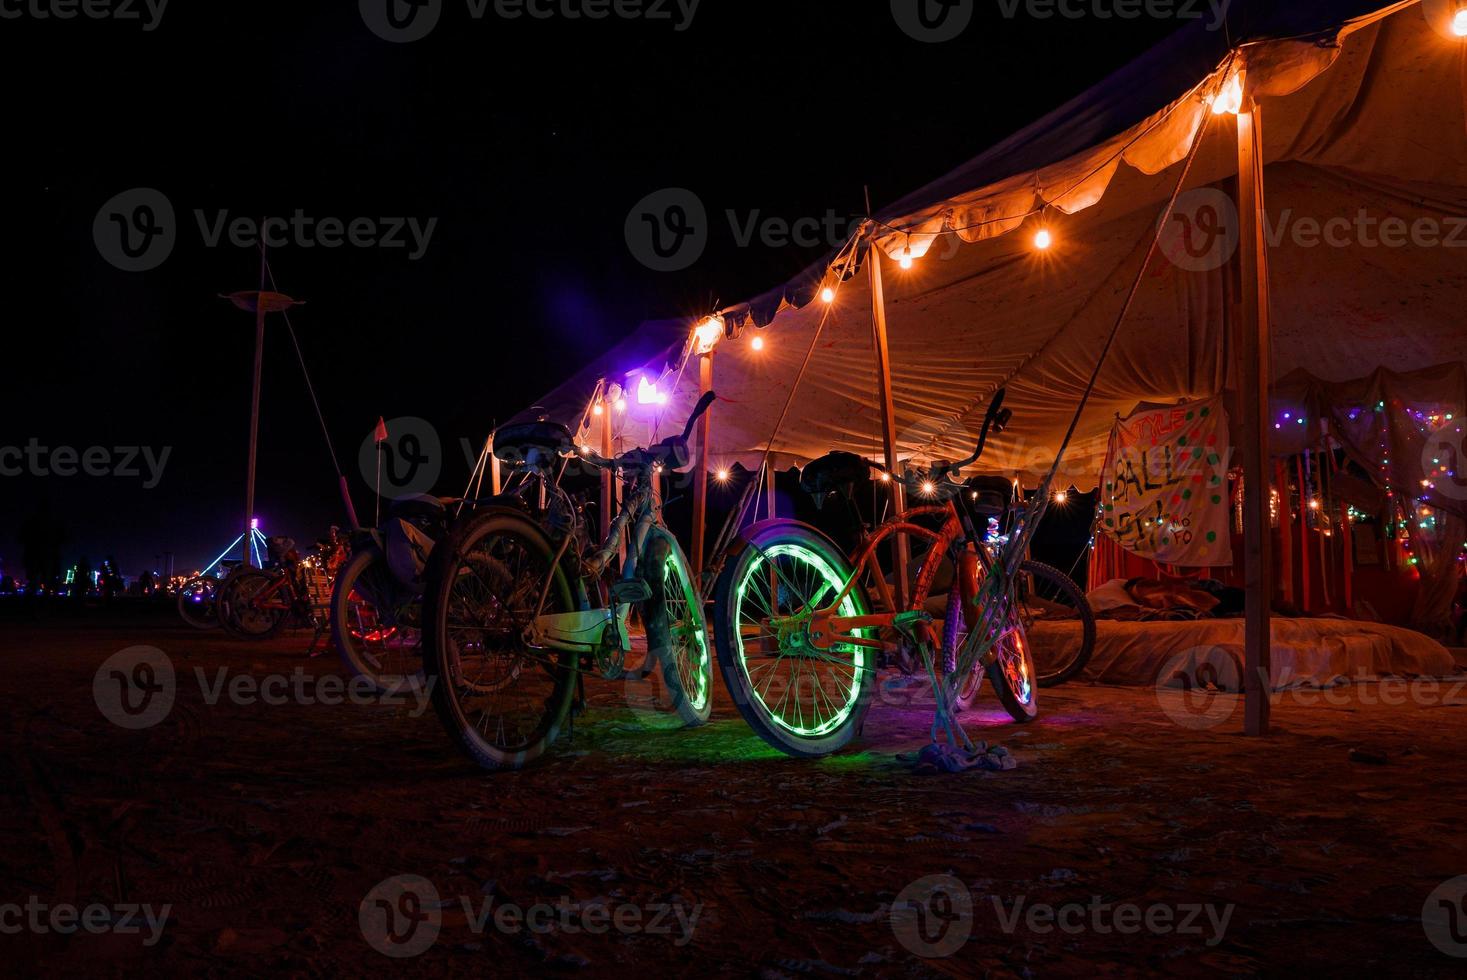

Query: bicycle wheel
985;596;1039;723
712;521;876;757
944;587;986;712
177;575;221;630
1017;560;1096;688
216;567;291;639
422;510;576;772
642;529;713;726
332;545;425;696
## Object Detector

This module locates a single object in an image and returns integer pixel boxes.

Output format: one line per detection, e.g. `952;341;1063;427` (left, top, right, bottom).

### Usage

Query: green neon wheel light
732;543;872;738
664;551;711;712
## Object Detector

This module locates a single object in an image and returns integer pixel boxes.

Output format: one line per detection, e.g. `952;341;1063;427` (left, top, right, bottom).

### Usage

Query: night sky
1;2;1185;577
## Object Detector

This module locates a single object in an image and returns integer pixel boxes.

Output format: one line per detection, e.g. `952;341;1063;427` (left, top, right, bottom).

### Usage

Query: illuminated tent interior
511;0;1467;697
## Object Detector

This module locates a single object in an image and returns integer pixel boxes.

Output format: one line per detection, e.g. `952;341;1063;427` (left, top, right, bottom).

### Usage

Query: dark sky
1;1;1184;577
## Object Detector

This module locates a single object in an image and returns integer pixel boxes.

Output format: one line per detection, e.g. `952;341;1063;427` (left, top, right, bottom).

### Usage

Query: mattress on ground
1027;618;1459;691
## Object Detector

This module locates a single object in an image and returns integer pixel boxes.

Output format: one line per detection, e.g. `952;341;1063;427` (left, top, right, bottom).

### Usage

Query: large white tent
522;0;1467;489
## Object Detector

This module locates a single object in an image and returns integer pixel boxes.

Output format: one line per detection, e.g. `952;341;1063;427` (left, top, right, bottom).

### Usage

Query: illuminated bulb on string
1455;7;1467;36
716;469;730;482
920;480;936;497
1053;489;1068;504
821;287;836;303
593;403;604;416
751;335;765;351
899;252;914;270
880;472;892;483
1034;228;1053;250
614;397;627;413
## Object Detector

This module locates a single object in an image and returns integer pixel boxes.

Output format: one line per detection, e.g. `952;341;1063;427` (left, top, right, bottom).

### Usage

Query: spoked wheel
642;530;712;726
422;510;576;772
943;587;986;712
985;597;1039;723
217;567;291;639
332;545;425;696
713;522;876;757
177;575;221;630
1016;560;1096;687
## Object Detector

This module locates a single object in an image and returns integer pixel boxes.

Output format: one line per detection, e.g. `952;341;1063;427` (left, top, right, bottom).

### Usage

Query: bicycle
420;392;718;771
177;565;236;630
217;531;349;640
331;497;451;695
710;389;1058;758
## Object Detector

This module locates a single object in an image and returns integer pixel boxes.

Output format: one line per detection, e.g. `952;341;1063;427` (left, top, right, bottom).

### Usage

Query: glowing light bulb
821;287;836;303
593;403;604;416
899;251;914;270
636;376;662;405
1053;490;1068;504
716;469;730;482
1455;8;1467;36
614;398;627;413
920;480;936;497
751;336;765;351
880;472;892;483
694;315;724;354
1211;72;1244;115
581;444;591;455
1309;499;1321;511
1034;228;1053;250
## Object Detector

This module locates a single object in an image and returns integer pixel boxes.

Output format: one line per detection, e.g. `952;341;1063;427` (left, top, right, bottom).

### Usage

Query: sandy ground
4;606;1467;977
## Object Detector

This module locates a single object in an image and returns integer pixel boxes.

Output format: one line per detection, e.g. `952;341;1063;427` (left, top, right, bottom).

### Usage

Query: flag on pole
374;417;389;443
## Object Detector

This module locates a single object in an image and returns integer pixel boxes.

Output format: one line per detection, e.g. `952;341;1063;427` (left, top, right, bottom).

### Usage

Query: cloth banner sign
1099;396;1232;567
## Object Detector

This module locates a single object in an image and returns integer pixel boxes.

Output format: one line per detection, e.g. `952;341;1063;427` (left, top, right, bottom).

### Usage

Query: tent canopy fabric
518;0;1467;489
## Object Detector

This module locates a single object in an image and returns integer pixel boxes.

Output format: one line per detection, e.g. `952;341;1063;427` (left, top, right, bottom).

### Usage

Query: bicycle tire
1017;559;1096;688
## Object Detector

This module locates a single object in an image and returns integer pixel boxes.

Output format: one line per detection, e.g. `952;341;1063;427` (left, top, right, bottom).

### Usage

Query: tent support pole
692;352;714;575
601;405;615;548
868;243;910;608
765;461;777;521
243;244;267;567
490;438;502;496
1236;100;1273;737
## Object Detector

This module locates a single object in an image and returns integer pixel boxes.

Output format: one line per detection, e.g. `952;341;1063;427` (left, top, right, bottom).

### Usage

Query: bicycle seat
799;452;871;499
620;435;690;472
964;475;1015;516
388;494;447;523
494;420;574;464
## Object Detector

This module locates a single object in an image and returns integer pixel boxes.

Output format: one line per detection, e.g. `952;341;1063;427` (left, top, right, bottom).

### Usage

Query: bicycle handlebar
681;390;718;441
861;388;1013;492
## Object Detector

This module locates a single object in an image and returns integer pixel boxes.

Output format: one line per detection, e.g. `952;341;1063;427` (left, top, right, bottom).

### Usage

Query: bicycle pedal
609;580;653;604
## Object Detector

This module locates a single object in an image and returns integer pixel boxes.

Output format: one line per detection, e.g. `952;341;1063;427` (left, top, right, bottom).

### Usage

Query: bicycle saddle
799;451;871;500
494;420;574;464
964;475;1015;517
619;435;690;472
388;494;447;523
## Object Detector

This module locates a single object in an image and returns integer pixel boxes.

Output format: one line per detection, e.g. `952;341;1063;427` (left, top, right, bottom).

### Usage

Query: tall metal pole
1235;100;1273;736
243;242;267;566
691;352;714;575
868;243;910;608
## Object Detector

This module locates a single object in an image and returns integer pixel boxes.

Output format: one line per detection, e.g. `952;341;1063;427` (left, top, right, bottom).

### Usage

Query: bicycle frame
508;462;665;658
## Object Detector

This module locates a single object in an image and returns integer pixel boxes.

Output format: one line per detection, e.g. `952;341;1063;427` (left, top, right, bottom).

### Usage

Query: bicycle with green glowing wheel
711;390;1049;758
420;393;717;771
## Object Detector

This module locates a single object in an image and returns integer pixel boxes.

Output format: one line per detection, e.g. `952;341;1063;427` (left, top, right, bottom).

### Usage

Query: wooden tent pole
765;460;777;520
1236;99;1273;737
868;243;910;608
601;401;615;545
692;352;714;575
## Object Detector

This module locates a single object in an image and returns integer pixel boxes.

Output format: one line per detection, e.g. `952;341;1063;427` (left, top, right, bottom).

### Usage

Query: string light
694;315;724;355
920;480;936;496
716;468;730;482
879;472;892;483
751;335;765;351
820;286;836;303
899;251;914;270
1052;489;1068;504
1034;228;1053;250
614;397;627;413
1455;7;1467;37
592;402;603;416
1210;71;1244;115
